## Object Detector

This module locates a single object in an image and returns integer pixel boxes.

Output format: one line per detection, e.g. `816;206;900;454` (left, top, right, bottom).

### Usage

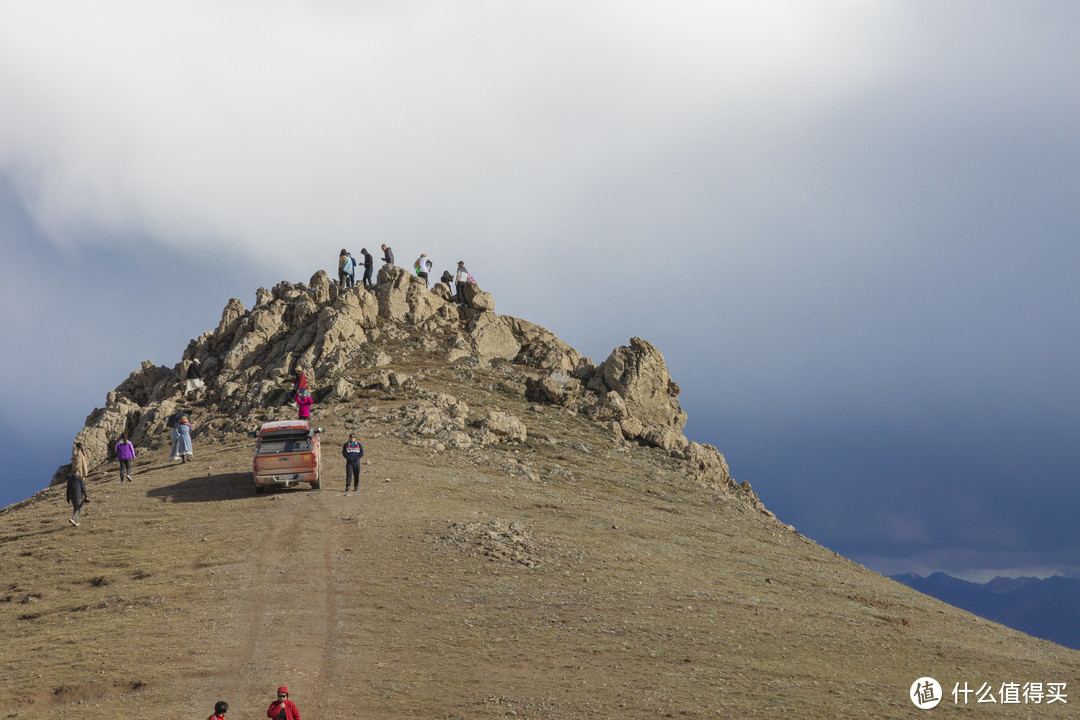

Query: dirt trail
213;486;352;718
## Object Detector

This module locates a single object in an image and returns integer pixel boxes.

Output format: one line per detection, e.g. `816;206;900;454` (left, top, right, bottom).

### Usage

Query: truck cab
248;420;323;492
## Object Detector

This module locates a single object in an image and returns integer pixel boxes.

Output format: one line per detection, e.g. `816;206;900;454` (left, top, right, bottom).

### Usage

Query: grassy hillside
3;357;1077;718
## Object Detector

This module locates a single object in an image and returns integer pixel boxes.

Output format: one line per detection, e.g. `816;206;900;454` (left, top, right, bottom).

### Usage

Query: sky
2;1;1078;582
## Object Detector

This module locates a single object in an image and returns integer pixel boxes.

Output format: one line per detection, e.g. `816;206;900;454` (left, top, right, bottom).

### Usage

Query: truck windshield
258;431;312;454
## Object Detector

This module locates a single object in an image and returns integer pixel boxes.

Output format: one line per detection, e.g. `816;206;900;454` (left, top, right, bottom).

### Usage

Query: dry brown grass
2;343;1078;718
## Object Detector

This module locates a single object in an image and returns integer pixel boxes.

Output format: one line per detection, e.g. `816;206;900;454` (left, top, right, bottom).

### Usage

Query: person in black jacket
342;433;364;491
381;244;394;265
360;248;374;289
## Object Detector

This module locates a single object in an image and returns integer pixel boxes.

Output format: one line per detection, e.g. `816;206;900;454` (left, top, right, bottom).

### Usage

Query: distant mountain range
891;572;1080;651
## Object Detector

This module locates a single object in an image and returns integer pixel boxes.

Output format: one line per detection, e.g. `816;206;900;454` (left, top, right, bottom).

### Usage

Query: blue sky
2;1;1078;581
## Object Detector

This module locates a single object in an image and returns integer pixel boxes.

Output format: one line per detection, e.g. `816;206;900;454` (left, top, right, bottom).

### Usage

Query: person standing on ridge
293;368;307;394
345;251;356;288
267;686;301;720
338;249;351;289
381;243;394;265
67;441;90;527
414;253;432;286
360;247;374;289
115;433;135;483
455;260;470;305
342;433;364;491
440;269;453;288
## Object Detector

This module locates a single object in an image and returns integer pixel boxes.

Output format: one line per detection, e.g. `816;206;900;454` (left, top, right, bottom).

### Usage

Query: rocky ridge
56;268;768;516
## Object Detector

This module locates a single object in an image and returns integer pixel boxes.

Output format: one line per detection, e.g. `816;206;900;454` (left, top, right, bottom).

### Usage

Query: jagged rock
583;391;628;422
684;441;734;488
362;371;392;390
290;294;319;327
470;290;495;312
309;270;332;305
467;313;521;365
432;282;453;300
72;399;144;470
503;317;588;375
373;352;392;367
640;424;686;453
526;372;581;407
377;264;407;285
114;361;175;406
447;348;474;364
590;337;687;431
317;307;370;360
328;378;356;403
375;268;417;321
254;287;273;307
215;298;247;338
477;411;527;443
448;431;472;449
619;416;644;439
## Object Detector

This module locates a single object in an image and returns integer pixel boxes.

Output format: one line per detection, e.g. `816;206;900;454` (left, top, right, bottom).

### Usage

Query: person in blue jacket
342;433;364;491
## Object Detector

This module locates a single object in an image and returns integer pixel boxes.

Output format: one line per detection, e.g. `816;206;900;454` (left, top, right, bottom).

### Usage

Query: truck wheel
311;480;321;490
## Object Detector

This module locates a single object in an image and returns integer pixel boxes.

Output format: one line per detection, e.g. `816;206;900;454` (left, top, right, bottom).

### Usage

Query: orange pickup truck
247;420;323;493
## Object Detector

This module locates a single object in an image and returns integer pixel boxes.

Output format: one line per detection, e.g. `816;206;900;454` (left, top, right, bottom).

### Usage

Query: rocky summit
3;270;1078;719
55;268;750;511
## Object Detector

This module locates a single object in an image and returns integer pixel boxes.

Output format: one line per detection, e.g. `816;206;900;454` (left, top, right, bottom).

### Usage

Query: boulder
477;411;527;443
684;441;734;488
619;416;644;439
591;337;687;431
470;290;495;312
582;391;627;422
375;268;414;322
432;282;453;301
467;313;521;365
405;281;448;326
327;378;356;403
309;269;332;305
640;425;686;453
526;372;581;407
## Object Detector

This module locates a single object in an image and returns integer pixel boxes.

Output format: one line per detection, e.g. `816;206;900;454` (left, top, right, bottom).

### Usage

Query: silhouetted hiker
360;248;374;289
296;389;313;421
455;261;470;305
67;441;90;526
176;415;194;462
440;269;453;287
208;700;229;719
184;358;204;397
414;253;432;286
342;432;364;491
381;243;394;265
115;433;135;483
267;686;301;720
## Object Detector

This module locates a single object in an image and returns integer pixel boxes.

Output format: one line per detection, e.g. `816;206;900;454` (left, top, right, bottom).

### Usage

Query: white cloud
0;1;896;263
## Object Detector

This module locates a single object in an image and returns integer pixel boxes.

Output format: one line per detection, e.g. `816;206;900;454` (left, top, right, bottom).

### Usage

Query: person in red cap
266;686;300;720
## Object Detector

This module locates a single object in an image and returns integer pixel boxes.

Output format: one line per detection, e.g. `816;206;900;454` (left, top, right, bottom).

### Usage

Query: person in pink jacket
115;433;135;483
295;390;313;420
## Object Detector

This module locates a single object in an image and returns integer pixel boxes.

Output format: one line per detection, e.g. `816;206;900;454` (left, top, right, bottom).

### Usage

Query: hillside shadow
146;471;253;503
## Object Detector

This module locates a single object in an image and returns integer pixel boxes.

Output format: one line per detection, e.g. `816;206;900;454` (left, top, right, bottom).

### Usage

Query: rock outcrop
55;266;749;510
